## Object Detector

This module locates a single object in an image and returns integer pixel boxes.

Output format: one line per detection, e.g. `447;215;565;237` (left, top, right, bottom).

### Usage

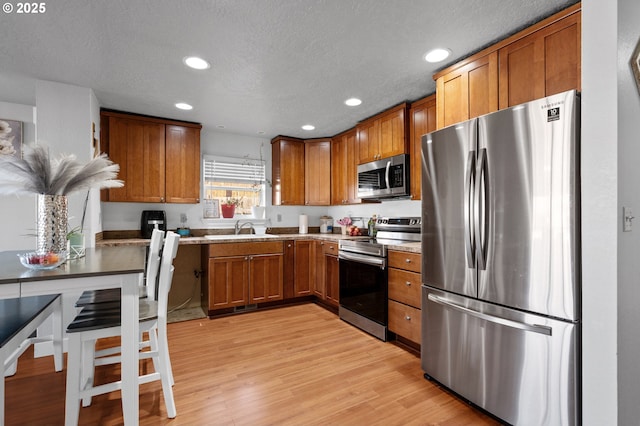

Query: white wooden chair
74;228;165;307
64;232;180;424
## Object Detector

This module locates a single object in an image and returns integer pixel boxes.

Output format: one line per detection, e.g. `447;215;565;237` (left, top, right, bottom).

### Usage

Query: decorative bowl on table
18;251;68;270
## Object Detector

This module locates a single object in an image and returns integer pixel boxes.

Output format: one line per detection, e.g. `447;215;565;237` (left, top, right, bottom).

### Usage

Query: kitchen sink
203;234;278;240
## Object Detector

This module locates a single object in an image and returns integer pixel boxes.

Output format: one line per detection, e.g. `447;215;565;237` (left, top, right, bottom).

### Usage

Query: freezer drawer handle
427;294;552;336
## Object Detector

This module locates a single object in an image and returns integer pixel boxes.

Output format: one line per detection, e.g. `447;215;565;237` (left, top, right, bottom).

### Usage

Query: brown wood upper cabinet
271;136;305;205
272;136;330;206
100;110;201;203
331;128;360;205
435;53;498;129
356;103;409;164
304;139;331;206
498;7;581;109
433;3;580;129
409;95;436;201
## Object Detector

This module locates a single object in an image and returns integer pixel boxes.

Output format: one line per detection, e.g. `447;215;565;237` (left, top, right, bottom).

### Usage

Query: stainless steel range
338;217;421;341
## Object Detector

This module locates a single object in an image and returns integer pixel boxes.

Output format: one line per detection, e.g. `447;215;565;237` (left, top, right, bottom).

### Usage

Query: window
202;155;266;216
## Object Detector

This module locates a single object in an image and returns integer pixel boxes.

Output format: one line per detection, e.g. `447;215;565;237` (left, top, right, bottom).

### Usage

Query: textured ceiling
0;0;578;139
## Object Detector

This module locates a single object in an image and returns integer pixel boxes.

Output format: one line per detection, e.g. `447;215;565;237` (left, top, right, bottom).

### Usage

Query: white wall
0;101;37;251
35;81;97;247
616;0;640;423
582;0;619;423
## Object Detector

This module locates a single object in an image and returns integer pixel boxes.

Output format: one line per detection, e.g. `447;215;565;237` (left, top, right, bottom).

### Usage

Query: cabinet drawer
322;241;339;256
208;241;283;257
388;300;421;344
388;268;421;309
388;251;421;273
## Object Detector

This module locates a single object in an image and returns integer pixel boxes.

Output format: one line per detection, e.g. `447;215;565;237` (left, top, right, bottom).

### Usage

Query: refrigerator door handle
474;148;488;270
427;294;552;336
464;152;476;268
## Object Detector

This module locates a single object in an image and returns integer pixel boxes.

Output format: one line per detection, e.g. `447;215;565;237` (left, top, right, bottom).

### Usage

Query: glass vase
36;194;68;254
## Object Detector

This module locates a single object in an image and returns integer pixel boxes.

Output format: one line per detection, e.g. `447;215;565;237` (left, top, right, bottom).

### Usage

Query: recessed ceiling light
216;125;225;129
175;102;193;110
424;48;451;63
257;131;266;135
183;56;210;70
302;125;315;131
345;98;362;107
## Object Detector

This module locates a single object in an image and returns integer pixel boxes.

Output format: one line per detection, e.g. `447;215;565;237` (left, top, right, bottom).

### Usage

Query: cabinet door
379;106;408;159
356;119;380;163
208;256;248;309
272;139;305;205
293;240;314;297
345;130;360;204
331;137;348;205
107;117;165;202
409;95;436;200
436;52;498;129
498;11;580;108
165;125;201;204
313;241;326;298
325;254;339;306
283;240;295;299
249;254;283;303
304;140;331;205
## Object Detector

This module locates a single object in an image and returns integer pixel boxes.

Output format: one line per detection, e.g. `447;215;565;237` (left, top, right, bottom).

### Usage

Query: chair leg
81;339;95;407
52;297;63;372
148;328;161;376
158;322;174;386
64;334;82;426
156;343;176;418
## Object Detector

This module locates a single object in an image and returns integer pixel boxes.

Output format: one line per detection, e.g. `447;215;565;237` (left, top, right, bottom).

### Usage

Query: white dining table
0;246;146;425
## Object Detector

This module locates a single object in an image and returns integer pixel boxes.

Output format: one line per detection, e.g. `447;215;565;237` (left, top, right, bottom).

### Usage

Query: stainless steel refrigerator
420;90;580;426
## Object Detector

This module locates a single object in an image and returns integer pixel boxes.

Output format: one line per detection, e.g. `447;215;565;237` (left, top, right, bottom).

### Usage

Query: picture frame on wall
631;37;640;94
203;198;220;218
0;119;23;158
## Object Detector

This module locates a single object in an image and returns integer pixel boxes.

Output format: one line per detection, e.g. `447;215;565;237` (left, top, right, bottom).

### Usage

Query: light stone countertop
96;233;422;254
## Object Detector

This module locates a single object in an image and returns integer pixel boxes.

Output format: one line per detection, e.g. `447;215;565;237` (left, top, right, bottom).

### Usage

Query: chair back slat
157;232;179;321
146;228;165;301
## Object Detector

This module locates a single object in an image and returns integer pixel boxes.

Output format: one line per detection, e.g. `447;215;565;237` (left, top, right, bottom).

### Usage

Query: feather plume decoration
0;143;123;196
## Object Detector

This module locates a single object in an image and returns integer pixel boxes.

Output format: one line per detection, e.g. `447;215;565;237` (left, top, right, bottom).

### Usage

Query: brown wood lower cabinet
387;250;422;345
204;241;283;314
312;240;339;308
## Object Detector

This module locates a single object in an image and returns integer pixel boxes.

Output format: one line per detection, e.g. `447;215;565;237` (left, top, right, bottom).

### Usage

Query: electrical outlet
623;207;634;232
276;214;282;222
180;213;187;223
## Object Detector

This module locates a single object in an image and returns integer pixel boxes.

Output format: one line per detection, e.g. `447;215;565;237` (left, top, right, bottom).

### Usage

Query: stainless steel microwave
357;154;410;200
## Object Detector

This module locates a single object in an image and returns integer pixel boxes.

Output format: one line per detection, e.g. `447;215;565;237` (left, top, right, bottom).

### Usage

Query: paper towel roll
299;214;308;234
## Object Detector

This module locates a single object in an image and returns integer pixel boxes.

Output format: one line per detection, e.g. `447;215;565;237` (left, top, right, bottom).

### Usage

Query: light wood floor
5;303;499;425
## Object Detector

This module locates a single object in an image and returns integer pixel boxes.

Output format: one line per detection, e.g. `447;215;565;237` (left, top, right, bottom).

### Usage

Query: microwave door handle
384;160;391;191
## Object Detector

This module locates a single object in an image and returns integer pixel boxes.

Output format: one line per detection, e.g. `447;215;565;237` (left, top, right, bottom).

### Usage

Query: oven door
338;251;388;326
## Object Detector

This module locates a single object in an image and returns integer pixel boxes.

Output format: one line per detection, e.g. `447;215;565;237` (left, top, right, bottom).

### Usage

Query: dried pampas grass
0;144;123;196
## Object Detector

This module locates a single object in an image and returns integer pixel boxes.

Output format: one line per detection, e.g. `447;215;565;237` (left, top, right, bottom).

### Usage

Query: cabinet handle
405;258;412;264
287;244;292;248
160;197;165;203
405;315;412;321
405;281;412;287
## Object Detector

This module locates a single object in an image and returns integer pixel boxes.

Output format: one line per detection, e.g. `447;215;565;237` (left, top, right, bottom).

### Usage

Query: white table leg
120;273;140;426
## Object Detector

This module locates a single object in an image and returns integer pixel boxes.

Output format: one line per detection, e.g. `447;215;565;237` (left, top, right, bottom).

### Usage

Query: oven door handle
338;251;387;269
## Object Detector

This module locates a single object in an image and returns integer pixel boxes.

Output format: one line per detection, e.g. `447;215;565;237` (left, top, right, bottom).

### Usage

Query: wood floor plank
4;303;499;425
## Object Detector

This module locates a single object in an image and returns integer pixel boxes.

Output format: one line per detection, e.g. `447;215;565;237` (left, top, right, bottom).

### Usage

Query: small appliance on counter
319;216;333;234
141;210;166;239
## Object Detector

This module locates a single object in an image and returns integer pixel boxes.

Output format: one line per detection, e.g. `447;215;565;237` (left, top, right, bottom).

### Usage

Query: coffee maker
141;210;166;238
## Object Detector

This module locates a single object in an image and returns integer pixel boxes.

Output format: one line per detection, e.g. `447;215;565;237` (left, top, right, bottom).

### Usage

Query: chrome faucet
235;220;255;235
